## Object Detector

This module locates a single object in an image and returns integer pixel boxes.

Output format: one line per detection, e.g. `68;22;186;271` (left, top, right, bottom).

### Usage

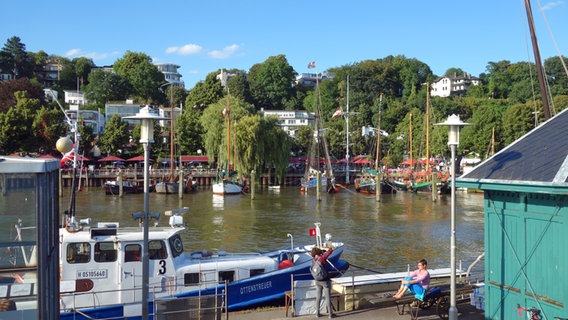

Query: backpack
310;260;329;281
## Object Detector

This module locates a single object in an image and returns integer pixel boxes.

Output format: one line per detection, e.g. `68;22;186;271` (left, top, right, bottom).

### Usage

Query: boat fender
278;260;294;269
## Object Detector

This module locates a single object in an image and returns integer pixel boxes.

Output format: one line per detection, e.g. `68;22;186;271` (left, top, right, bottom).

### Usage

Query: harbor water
66;186;485;274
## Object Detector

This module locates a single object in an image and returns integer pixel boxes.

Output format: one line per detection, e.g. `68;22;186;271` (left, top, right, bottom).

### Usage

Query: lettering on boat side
77;269;108;279
239;281;272;295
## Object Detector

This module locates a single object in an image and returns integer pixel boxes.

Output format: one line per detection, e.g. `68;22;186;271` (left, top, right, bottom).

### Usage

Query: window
67;243;91;264
148;240;168;259
219;271;234;284
124;244;141;262
184;273;200;286
250;269;264;277
95;242;117;262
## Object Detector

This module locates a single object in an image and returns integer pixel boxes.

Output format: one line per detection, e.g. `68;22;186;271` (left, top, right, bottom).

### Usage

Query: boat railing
60;279;229;320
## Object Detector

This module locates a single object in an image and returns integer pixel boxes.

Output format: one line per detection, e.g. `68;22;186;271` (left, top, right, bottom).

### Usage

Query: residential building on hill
262;109;315;137
295;71;334;86
155;63;184;87
430;73;480;97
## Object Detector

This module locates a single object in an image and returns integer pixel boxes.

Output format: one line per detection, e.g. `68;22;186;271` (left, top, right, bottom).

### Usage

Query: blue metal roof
457;108;568;191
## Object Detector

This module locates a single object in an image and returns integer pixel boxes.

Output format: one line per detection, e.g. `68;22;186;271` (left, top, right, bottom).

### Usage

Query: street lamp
124;106;166;320
435;114;471;320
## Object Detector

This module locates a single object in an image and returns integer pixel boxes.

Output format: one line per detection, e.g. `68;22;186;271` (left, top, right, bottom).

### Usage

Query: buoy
278;260;294;269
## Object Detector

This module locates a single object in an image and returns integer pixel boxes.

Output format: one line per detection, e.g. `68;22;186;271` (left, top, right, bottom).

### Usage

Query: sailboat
156;84;186;194
212;89;244;195
300;70;336;193
354;94;396;195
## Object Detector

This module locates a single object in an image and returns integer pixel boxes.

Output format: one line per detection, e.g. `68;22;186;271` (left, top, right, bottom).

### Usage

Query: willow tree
235;115;292;183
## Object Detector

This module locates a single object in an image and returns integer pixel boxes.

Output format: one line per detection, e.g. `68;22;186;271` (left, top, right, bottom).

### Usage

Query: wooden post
375;172;381;202
118;171;123;197
316;171;321;201
250;170;255;200
431;172;437;202
179;170;184;198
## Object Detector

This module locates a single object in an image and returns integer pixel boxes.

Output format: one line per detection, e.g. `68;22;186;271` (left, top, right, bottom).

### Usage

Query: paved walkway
229;303;485;320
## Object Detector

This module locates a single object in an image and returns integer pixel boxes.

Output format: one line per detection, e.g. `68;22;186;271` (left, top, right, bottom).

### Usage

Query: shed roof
457;108;568;192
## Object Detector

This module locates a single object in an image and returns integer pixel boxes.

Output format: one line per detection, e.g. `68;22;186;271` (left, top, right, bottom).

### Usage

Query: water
66;186;485;274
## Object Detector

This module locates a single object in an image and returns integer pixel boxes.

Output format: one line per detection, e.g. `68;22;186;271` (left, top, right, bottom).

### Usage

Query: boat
104;180;142;195
212;89;244;195
354;95;396;195
300;67;336;193
51;217;348;319
156;83;184;194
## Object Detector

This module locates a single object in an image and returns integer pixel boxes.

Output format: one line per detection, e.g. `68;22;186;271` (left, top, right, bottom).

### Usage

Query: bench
394;287;442;320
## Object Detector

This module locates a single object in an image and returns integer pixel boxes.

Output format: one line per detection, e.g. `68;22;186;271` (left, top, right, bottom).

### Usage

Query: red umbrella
354;158;372;164
127;155;153;162
399;159;418;166
98;156;126;162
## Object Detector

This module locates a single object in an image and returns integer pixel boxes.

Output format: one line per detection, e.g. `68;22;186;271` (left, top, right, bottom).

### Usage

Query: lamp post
435;114;471;320
124;106;166;320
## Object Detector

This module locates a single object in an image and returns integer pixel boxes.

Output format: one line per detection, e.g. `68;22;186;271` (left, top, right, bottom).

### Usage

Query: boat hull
155;182;182;194
212;180;243;195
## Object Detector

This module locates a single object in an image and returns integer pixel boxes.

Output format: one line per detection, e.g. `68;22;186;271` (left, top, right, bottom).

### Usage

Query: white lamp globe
56;137;73;153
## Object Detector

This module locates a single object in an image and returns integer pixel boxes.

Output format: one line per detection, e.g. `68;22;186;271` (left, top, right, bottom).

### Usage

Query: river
66;186;485;274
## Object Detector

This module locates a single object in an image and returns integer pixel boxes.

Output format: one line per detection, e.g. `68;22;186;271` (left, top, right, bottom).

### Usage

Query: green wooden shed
457;109;568;319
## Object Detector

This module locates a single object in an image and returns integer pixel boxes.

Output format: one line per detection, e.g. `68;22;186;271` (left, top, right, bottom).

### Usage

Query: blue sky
2;0;567;89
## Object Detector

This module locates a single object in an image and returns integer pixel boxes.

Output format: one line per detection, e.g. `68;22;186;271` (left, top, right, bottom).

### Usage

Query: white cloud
208;44;240;59
64;49;118;62
541;0;564;11
166;44;203;55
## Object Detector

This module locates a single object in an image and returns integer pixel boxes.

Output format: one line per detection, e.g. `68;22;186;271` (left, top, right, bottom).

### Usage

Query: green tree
84;69;129;107
98;114;129;156
0;91;41;154
33;107;67;155
247;54;297;110
113;51;164;103
545;56;568;96
0;36;34;79
0;77;45;113
185;72;224;110
502;102;534;145
177;105;204;155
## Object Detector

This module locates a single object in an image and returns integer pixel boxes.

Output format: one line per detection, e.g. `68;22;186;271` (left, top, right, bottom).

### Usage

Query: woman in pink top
393;259;430;299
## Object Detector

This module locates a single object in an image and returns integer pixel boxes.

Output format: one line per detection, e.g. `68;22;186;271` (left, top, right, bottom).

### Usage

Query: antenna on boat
314;222;322;247
49;89;81;231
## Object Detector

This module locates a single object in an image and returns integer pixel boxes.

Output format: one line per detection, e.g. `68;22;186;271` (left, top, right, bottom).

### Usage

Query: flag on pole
331;107;344;119
222;108;227;117
307;61;316;69
309;228;317;237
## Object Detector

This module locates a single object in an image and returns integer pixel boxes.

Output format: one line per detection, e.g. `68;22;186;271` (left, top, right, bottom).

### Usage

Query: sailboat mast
409;112;413;173
425;83;430;171
226;89;231;171
375;94;383;171
524;0;552;119
346;75;350;184
169;84;175;180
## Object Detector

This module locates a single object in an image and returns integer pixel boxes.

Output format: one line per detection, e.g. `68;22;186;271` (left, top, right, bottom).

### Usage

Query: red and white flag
309;228;317;237
307;61;316;69
222;108;228;117
331;107;344;119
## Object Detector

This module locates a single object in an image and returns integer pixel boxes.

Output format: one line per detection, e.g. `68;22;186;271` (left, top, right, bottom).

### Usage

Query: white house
262;109;315;137
430;73;480;97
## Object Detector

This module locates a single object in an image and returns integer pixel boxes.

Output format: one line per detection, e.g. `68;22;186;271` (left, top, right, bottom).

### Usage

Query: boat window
94;242;117;262
148;240;168;260
124;244;141;262
250;269;264;277
168;234;183;257
184;273;200;286
219;271;234;284
67;243;91;264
